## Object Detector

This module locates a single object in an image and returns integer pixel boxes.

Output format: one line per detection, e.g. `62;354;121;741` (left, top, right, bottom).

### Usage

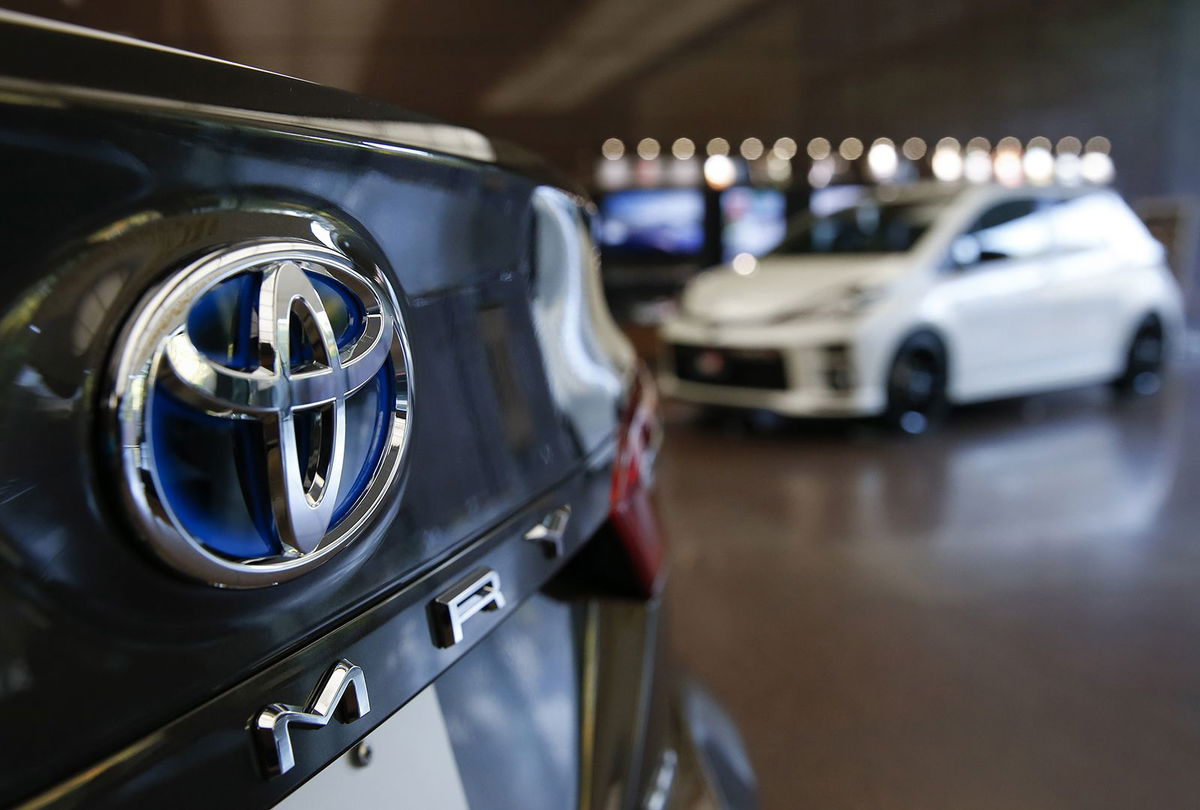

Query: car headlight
813;284;886;317
769;285;886;322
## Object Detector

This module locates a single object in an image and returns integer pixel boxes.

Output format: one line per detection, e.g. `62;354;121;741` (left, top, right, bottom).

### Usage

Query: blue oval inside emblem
151;269;392;560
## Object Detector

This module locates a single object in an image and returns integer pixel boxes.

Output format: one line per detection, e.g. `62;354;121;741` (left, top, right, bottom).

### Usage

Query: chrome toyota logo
107;241;412;587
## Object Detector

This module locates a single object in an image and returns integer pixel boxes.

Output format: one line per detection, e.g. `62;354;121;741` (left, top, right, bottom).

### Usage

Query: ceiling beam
480;0;765;113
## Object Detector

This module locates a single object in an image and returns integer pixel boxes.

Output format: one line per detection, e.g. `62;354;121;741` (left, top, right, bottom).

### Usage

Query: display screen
720;187;787;260
598;189;706;260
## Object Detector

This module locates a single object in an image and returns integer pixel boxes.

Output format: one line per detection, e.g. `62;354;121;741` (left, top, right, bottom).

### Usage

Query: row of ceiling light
602;136;805;161
598;135;1115;188
601;135;1111;162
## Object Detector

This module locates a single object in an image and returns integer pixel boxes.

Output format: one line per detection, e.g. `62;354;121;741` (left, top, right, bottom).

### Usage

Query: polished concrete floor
660;363;1200;810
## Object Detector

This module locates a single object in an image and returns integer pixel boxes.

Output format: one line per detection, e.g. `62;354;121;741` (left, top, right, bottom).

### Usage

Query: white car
659;183;1184;433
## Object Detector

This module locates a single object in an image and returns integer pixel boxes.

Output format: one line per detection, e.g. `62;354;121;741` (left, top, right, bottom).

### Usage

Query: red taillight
610;363;666;596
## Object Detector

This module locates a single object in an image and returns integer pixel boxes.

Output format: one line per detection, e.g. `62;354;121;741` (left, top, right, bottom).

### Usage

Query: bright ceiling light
703;154;737;189
636;138;660;160
1055;153;1082;184
731;252;757;275
706;137;730;156
901;137;926;160
963;149;992;183
1081;151;1115;184
807;137;831;160
601;138;624;160
931;139;963;182
740;137;764;160
1085;136;1111;155
672;137;695;160
1024;146;1054;184
773;137;798;160
838;137;864;160
993;147;1024;187
1056;136;1082;156
867;138;898;181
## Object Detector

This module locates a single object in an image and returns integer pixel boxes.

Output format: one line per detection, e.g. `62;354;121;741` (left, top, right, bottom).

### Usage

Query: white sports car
659;183;1184;433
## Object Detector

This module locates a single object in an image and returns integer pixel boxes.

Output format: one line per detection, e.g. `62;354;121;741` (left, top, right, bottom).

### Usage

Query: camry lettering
253;659;371;778
429;567;507;648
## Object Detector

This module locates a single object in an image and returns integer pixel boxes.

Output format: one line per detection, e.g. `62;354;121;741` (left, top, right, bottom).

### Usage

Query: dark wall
801;0;1182;202
625;0;1194;204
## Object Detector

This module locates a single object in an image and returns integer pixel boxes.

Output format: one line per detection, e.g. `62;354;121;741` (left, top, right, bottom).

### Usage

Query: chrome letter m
253;658;371;777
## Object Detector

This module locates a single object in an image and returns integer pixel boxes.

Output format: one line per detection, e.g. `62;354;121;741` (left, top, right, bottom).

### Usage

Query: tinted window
772;199;946;256
965;198;1051;262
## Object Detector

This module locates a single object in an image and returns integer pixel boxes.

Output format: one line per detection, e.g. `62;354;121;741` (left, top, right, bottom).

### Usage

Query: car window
962;198;1051;264
772;198;949;256
1049;192;1139;252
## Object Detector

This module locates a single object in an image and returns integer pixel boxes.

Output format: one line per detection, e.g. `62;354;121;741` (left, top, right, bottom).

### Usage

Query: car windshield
772;197;949;256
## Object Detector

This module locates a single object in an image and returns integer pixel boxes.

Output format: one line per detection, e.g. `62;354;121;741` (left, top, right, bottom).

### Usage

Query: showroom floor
660;361;1200;810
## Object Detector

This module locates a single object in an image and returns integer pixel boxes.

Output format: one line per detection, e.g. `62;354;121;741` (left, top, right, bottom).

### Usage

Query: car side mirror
950;234;981;269
950;235;1009;270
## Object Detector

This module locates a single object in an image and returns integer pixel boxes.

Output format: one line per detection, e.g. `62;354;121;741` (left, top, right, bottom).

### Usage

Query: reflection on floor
660;365;1200;810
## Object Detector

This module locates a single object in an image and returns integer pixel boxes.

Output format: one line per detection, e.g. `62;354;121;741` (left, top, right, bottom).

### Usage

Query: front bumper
659;372;880;417
657;318;886;417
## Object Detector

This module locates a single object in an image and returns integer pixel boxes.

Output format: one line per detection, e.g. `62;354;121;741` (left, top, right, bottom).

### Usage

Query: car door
936;196;1058;400
1045;192;1137;379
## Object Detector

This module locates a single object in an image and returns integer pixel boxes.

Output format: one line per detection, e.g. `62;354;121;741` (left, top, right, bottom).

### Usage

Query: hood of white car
681;255;910;324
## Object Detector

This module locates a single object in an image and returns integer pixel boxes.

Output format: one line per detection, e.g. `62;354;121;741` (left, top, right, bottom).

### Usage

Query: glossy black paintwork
17;468;610;809
437;593;584;810
0;20;607;806
0;15;574;190
0;17;760;810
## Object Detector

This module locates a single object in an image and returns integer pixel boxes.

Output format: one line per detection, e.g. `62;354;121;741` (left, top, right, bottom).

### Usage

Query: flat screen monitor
598;189;706;261
720;186;786;260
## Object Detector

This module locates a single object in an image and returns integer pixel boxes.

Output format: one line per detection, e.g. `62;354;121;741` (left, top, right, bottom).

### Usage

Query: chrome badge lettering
253;659;370;778
523;505;572;558
430;567;506;647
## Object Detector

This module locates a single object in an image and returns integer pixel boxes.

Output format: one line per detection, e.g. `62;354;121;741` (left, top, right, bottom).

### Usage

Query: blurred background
12;1;1200;807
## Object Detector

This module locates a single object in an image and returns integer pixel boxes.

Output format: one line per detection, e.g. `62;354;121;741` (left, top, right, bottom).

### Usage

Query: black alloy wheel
1114;315;1165;396
884;333;948;435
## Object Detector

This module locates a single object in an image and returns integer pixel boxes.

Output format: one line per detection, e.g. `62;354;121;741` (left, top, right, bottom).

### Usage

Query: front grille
672;344;788;390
